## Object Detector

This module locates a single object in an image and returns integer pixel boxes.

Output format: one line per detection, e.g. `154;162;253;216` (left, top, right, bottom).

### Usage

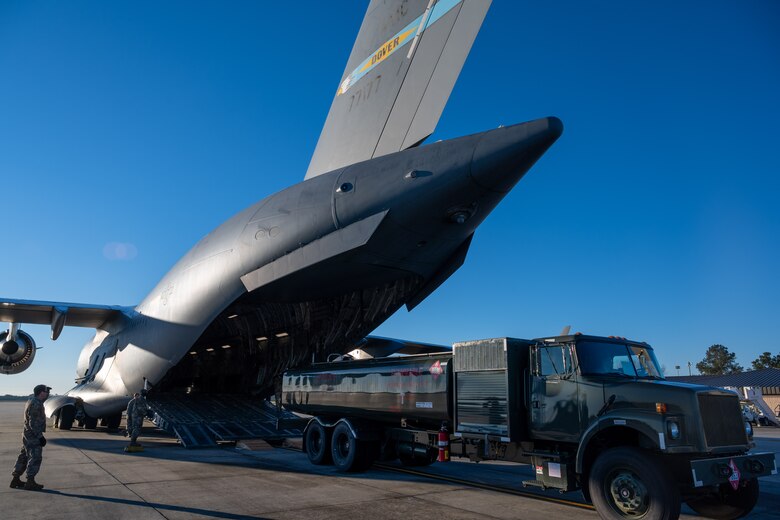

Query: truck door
529;344;580;442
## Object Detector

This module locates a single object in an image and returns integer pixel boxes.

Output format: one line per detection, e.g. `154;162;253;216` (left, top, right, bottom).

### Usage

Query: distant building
668;368;780;417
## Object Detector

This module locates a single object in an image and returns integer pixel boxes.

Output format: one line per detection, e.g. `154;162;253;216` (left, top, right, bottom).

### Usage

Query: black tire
305;421;332;465
83;416;98;429
330;422;372;472
58;405;75;430
686;478;759;520
588;447;681;520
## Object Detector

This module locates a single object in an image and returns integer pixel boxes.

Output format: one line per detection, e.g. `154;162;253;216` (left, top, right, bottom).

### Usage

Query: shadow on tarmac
45;434;467;485
41;489;270;520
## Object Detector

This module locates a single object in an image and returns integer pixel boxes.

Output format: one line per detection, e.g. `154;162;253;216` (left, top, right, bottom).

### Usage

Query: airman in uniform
126;389;149;447
10;384;50;491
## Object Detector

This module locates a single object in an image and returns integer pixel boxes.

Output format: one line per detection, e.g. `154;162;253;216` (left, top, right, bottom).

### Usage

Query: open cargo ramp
148;394;301;448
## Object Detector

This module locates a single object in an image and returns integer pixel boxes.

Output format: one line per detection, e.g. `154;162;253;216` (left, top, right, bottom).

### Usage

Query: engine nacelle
0;329;37;375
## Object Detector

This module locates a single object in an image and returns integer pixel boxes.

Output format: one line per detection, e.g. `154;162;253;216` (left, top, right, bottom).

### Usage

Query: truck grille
697;393;746;448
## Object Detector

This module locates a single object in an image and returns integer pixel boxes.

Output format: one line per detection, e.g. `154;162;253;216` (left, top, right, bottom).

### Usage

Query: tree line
696;345;780;375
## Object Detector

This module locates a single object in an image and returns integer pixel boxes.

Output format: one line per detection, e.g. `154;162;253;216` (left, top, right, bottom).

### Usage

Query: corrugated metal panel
453;338;507;372
456;370;508;436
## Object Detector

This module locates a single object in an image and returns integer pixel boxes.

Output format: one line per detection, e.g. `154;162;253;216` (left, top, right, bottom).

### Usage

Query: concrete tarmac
1;401;779;519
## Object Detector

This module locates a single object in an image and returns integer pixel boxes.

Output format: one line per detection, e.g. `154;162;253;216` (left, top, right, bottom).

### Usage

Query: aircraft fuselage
50;117;562;418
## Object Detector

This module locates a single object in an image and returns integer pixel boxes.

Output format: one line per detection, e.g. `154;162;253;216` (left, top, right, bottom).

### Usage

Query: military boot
10;476;26;489
23;477;44;491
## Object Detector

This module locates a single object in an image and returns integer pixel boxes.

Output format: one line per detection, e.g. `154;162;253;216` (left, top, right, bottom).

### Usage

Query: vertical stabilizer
305;0;492;179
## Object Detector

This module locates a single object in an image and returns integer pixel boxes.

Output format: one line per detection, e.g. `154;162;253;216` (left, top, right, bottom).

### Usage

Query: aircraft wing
305;0;492;179
0;297;129;340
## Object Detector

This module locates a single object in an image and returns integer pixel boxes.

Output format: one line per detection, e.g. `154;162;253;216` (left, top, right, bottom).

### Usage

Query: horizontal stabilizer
240;210;389;293
305;0;492;179
350;335;451;359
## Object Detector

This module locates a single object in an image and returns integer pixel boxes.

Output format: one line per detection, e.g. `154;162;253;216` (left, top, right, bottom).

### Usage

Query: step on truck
282;334;777;520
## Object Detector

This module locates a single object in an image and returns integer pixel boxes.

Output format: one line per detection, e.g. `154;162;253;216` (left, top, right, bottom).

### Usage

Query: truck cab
527;335;753;457
497;334;775;519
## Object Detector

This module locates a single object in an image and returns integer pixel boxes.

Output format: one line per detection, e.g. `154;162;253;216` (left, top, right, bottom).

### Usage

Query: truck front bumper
690;452;777;488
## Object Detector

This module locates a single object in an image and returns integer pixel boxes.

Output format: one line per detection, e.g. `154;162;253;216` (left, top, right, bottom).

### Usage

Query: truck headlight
667;421;681;440
745;421;753;438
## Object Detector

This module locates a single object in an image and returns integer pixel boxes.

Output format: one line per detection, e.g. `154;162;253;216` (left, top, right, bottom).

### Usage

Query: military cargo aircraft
0;0;561;426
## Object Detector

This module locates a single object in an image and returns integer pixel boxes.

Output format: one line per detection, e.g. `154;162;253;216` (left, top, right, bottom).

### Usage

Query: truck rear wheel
588;447;680;520
305;421;332;465
330;422;372;472
685;478;759;520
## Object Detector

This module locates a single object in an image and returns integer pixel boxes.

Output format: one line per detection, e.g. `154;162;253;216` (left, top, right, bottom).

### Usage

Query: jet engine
0;328;37;375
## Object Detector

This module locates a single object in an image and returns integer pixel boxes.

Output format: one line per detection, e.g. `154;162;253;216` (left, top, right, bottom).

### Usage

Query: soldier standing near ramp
126;389;149;448
10;384;50;491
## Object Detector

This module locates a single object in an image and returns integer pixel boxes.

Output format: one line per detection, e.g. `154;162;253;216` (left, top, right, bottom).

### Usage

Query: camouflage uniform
13;397;47;479
126;394;148;444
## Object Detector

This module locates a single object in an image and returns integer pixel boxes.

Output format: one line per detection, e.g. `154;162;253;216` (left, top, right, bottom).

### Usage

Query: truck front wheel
588;447;681;520
305;421;332;465
685;478;759;520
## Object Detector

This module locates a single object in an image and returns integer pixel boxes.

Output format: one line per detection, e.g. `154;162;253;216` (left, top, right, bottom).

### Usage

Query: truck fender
302;416;337;452
302;417;381;451
576;416;663;474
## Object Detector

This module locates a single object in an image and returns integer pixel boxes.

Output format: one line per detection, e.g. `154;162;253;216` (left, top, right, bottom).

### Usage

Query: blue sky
1;1;778;395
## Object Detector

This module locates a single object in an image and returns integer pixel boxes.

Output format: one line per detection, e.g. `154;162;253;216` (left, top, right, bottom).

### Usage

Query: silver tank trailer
283;353;451;428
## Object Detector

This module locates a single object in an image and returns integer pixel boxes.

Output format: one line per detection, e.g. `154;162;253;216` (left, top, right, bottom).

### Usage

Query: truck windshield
576;341;664;379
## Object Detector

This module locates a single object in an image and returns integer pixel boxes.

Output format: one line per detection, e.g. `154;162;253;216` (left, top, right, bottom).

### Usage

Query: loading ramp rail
147;393;301;448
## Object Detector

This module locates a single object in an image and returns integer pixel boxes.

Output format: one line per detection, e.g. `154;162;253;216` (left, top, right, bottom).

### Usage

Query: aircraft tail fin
305;0;492;179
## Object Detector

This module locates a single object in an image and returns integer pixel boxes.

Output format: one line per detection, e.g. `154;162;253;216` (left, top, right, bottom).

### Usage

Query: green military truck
282;334;777;520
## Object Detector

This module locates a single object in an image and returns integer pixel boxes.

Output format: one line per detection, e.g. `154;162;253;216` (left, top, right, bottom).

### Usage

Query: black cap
33;384;51;395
